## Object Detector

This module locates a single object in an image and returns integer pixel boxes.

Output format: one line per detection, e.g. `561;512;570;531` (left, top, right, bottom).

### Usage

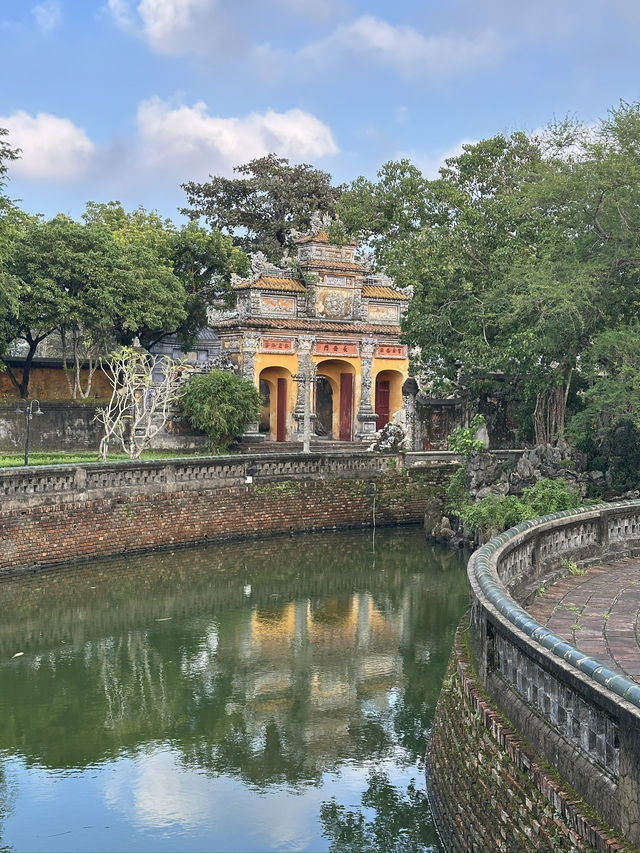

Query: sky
1;0;640;224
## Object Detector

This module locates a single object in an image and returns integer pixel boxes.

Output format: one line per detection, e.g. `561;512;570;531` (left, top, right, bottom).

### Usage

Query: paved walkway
527;557;640;682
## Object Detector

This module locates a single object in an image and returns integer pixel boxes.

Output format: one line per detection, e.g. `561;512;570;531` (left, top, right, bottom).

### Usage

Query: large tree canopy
336;102;640;446
0;128;23;363
2;214;187;397
83;201;248;347
181;154;343;264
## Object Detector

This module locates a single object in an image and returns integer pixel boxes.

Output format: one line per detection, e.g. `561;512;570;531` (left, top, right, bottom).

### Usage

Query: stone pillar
402;377;420;451
356;339;379;440
241;332;263;440
293;336;317;441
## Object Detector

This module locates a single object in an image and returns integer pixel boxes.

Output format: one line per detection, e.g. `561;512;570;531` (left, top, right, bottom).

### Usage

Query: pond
0;526;469;852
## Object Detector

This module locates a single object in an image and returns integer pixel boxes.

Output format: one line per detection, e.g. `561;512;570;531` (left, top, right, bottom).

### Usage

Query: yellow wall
372;359;408;419
252;350;409;439
257;363;296;440
315;357;358;438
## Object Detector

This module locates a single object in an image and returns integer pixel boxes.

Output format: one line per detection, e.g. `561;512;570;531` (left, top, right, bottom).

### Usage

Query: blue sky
1;0;639;224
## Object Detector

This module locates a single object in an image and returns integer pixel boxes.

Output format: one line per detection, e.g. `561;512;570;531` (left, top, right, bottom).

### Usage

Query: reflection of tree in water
0;762;17;853
320;770;435;852
0;528;468;795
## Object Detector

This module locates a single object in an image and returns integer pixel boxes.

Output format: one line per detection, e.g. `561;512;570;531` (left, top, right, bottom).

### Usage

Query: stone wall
429;629;629;853
0;452;454;576
430;501;640;851
0;402;103;453
0;401;208;454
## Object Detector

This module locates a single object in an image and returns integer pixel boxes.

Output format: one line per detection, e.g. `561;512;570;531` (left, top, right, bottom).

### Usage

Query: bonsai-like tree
96;346;186;460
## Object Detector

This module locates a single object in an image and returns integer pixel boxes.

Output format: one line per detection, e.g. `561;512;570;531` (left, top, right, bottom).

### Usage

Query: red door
276;378;286;442
339;373;353;441
375;380;390;429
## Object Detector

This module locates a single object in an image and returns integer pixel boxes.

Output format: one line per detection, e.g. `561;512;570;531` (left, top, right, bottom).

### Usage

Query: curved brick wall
430;501;640;852
0;451;453;576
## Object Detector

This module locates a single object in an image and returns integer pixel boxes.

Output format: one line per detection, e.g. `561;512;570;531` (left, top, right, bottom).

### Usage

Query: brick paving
528;557;640;682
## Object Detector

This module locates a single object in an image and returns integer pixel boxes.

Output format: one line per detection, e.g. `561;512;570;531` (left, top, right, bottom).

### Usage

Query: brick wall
0;453;451;576
429;627;630;853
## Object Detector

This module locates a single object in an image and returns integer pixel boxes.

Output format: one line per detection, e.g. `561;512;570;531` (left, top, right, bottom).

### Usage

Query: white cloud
106;0;247;57
105;0;136;32
0;100;337;196
136;0;215;56
0;111;96;181
299;15;502;76
137;97;338;175
32;0;62;33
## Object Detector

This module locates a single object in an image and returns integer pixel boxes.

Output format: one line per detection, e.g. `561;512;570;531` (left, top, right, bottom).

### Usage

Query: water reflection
0;528;468;852
321;770;433;852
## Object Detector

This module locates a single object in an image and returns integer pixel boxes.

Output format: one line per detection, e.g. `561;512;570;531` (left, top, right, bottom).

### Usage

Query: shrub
447;414;486;460
460;478;582;543
179;369;262;452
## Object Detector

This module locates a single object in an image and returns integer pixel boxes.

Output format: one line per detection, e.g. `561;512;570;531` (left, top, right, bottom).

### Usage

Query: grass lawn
0;449;208;468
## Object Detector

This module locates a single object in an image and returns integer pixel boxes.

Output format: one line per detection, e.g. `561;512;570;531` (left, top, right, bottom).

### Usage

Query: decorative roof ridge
362;284;410;301
294;230;358;247
232;274;306;292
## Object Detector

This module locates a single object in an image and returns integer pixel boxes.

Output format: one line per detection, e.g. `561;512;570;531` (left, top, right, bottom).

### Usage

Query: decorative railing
468;500;640;845
0;450;460;511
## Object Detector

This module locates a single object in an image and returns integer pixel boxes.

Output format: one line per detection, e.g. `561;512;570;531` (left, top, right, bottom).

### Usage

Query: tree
96;346;187;460
0;127;23;368
567;323;640;487
182;154;342;264
320;771;434;852
84;201;248;347
337;109;640;446
179;370;262;452
3;214;187;398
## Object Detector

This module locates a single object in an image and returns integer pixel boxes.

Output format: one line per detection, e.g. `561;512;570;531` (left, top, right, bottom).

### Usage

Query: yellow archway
258;366;294;441
373;369;405;429
315;358;357;441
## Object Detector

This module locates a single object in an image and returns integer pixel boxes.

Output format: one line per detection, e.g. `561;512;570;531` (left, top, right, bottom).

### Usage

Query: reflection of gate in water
316;377;333;436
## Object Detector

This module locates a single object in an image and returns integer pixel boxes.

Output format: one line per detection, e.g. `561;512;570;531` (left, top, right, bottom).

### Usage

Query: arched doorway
315;377;333;436
258;367;292;441
315;359;356;441
259;379;270;434
374;370;405;430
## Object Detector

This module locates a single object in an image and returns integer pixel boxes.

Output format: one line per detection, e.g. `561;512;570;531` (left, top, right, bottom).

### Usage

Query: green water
0;526;468;852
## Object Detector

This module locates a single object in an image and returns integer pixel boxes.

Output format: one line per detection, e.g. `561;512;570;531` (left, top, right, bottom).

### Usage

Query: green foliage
337;103;640;445
575;418;640;493
445;467;469;515
320;771;433;852
0;126;20;191
567;324;640;493
2;213;187;396
459;478;582;542
0;449;204;468
447;414;486;460
83;201;248;348
0;129;25;369
445;415;486;515
179;370;262;452
182;154;342;263
561;557;586;576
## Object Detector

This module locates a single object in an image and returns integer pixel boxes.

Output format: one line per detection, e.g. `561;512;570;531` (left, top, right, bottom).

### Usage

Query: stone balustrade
468;500;640;846
0;451;404;511
0;451;454;578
